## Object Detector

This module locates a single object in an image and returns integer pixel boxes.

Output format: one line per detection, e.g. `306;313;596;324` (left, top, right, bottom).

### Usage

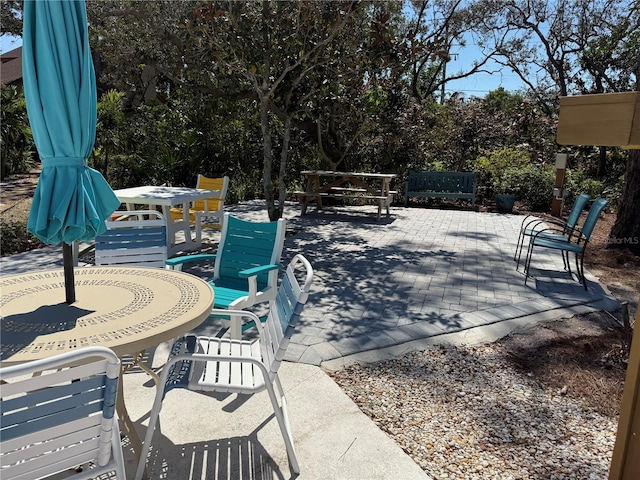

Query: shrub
0;218;45;256
565;169;606;203
474;147;530;198
496;166;554;211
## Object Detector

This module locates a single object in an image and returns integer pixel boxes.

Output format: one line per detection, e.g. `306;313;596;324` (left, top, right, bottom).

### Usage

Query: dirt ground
493;205;639;418
1;168;638;417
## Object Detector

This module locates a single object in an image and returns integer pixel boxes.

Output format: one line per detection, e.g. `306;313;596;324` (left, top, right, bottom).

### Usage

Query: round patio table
0;266;215;467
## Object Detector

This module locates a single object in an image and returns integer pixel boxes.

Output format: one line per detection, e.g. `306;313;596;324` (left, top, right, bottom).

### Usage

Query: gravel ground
329;343;616;480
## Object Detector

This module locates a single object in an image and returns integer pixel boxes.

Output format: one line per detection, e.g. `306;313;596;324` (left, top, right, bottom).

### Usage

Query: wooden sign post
609;302;640;480
551;153;567;217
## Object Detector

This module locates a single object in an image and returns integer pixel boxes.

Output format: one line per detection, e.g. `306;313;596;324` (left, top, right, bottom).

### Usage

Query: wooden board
557;92;640;149
609;300;640;479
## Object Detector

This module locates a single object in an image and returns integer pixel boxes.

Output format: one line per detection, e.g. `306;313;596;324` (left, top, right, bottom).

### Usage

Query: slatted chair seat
135;254;314;480
95;210;167;268
0;347;126;480
166;213;286;338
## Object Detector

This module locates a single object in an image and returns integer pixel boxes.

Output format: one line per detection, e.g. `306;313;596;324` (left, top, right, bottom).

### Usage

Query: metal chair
0;347;126;480
166;213;286;338
94;210;167;268
514;193;591;269
524;198;608;290
135;254;314;480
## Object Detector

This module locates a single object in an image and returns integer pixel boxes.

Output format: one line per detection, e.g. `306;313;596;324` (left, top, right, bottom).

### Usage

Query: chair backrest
95;210;167;268
0;347;124;480
259;254;313;374
579;197;609;240
193;175;229;213
214;213;286;291
565;193;591;229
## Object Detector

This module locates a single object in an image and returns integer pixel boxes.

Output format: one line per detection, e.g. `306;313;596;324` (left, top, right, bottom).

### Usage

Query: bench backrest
407;171;477;193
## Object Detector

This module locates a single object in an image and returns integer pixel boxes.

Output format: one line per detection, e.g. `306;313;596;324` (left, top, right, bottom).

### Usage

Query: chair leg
111;418;128;479
265;374;300;474
577;252;588;290
134;385;166;480
523;237;537;285
514;229;525;262
515;233;529;270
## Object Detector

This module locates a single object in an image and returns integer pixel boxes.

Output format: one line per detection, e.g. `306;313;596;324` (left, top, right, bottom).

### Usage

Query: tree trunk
609;149;640;254
597;146;607;179
259;97;277;221
275;116;292;220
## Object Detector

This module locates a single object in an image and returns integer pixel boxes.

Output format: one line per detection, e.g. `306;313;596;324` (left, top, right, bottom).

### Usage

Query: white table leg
229;313;242;339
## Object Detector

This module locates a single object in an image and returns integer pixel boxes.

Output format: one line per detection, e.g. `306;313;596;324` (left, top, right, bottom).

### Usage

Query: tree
609;44;640;254
491;0;631;113
0;0;22;37
403;0;508;101
87;0;193;105
184;1;360;220
579;11;639;178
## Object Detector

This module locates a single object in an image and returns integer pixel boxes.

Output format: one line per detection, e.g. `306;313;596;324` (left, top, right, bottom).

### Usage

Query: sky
446;57;526;97
1;34;21;54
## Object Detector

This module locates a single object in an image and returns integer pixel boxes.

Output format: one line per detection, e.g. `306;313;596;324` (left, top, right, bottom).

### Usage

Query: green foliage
565;169;606;200
93;90;127;178
499;166;555;211
481;88;524;115
474;147;531;197
0;218;44;256
1;84;34;179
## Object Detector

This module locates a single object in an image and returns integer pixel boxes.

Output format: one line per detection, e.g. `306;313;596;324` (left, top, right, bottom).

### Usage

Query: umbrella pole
63;243;76;304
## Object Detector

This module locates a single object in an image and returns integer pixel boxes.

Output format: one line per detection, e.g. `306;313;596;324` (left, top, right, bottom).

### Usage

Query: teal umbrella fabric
22;0;120;247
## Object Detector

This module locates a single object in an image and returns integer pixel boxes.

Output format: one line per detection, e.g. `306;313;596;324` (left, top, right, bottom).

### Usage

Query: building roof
1;47;23;85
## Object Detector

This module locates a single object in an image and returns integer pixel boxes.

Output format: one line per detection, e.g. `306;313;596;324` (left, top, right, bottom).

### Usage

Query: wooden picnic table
296;170;396;220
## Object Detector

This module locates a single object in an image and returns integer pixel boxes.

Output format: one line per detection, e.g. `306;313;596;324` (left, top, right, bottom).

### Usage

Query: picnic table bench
404;171;477;207
295;170;397;220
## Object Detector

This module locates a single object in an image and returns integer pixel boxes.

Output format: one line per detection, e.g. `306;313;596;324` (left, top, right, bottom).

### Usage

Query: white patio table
114;185;220;256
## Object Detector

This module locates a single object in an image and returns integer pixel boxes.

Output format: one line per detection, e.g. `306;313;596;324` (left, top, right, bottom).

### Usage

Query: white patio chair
135;254;314;480
0;346;126;480
95;209;167;268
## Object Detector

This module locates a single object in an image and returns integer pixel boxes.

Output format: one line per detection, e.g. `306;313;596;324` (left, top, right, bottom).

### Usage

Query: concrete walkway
0;201;619;480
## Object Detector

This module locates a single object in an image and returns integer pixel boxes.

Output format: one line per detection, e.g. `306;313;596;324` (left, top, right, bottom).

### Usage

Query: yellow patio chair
169;175;229;241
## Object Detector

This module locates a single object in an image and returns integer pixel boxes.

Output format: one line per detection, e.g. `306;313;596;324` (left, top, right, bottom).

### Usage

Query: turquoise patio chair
166;213;286;338
135;254;313;480
0;347;126;480
524;197;608;290
514;193;591;270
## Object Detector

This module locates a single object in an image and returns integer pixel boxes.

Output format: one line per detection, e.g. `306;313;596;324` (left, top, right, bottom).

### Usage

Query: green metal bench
404;171;477;207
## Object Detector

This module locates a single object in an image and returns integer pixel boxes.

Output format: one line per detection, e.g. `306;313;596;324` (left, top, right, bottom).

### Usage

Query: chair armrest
238;264;282;279
532;224;584;243
166;254;217;269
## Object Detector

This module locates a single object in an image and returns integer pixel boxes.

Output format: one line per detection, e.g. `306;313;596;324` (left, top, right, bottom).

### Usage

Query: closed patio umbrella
22;0;120;303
